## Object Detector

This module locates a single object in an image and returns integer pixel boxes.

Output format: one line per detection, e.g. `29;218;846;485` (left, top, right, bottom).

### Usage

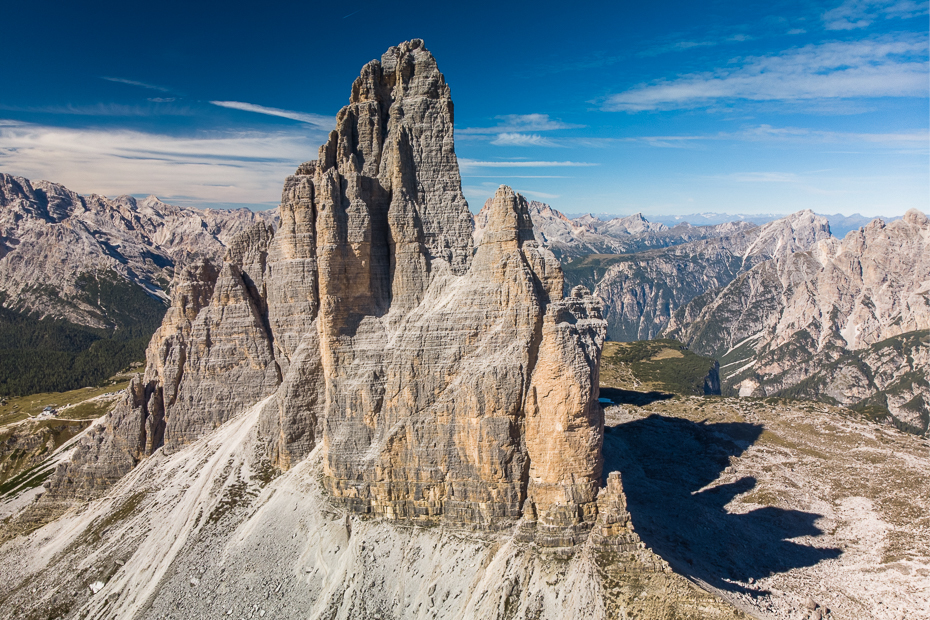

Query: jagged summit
41;40;610;546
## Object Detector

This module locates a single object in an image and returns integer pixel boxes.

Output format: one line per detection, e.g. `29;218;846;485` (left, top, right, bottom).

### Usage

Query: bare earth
603;395;930;620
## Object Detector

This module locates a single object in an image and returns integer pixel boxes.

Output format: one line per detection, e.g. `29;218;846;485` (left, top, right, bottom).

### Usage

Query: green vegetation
561;254;635;293
0;379;129;427
0;269;165;396
0;459;56;499
601;339;720;397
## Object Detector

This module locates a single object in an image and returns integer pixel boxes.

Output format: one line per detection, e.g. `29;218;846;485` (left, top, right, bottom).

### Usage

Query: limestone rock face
46;41;608;547
670;210;930;433
563;210;832;341
0;173;275;329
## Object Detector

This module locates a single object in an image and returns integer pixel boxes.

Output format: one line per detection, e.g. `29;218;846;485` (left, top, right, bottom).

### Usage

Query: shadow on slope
604;414;841;594
599;387;674;407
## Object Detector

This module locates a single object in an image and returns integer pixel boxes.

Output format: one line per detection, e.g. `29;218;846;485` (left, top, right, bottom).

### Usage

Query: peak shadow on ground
600;387;674;407
603;413;841;594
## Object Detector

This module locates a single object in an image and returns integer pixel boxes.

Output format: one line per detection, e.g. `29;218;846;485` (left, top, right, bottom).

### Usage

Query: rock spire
47;40;608;548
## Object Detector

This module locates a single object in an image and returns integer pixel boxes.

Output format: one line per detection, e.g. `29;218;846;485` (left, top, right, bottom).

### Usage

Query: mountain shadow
603;414;841;594
599;387;674;407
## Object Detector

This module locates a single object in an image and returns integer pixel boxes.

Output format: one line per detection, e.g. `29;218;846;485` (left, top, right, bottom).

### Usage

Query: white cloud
823;0;928;30
101;77;172;92
458;158;598;170
489;133;559;147
604;36;929;111
458;114;582;134
0;121;325;207
0;103;193;117
741;124;929;145
209;101;333;128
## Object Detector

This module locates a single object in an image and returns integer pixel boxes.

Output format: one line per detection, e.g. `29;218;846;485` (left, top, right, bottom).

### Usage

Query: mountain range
0;39;927;620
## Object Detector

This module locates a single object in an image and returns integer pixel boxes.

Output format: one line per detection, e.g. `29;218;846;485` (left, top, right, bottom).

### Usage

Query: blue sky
0;0;927;216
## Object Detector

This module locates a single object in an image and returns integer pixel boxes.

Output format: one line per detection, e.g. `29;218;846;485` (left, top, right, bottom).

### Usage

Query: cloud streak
604;36;929;111
101;77;172;92
209;101;333;128
489;133;560;147
458;158;598;169
0;121;325;207
458;114;582;135
823;0;928;30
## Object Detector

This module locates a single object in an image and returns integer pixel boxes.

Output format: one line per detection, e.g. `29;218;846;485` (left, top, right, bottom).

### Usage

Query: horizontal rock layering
49;40;608;546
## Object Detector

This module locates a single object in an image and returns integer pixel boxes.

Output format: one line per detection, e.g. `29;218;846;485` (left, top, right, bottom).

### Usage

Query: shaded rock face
50;41;607;545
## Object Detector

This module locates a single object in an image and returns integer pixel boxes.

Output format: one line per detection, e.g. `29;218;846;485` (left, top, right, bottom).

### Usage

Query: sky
0;0;927;217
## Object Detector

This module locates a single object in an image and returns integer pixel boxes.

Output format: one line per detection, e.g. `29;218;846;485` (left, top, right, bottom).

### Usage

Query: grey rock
0;172;276;329
670;209;930;434
41;40;608;547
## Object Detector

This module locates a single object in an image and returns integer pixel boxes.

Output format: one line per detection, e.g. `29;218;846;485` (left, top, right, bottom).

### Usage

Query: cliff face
48;40;608;546
669;210;930;434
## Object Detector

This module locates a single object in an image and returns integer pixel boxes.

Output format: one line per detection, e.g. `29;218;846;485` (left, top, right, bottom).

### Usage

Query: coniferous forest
0;272;167;396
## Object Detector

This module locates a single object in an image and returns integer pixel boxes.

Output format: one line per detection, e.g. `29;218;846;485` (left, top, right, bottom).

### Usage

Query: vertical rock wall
46;40;608;550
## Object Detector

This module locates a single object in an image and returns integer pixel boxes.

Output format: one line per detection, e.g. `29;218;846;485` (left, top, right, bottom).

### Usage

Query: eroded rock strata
46;40;607;548
668;209;930;433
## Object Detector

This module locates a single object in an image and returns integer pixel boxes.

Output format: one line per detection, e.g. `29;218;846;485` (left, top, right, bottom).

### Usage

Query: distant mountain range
666;210;930;434
486;199;929;435
0;173;275;395
560;211;902;240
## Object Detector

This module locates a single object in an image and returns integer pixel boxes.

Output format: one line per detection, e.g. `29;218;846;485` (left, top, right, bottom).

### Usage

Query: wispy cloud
604;36;929;111
147;97;177;103
823;0;928;30
0;121;325;207
637;34;754;58
209;101;333;128
0;103;193;117
101;77;172;92
458;158;598;170
489;133;560;147
458;114;582;135
742;124;929;145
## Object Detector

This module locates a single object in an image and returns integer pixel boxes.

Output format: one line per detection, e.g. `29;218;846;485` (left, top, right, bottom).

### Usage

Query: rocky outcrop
43;40;608;549
669;210;930;434
0;173;275;329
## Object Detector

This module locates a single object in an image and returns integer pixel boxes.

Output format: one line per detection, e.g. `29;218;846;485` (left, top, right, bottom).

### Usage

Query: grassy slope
600;339;719;397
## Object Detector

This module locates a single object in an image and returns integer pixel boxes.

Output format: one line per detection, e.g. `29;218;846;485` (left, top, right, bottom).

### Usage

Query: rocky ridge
668;210;930;434
0;173;275;329
43;39;610;547
562;210;832;341
474;198;756;260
